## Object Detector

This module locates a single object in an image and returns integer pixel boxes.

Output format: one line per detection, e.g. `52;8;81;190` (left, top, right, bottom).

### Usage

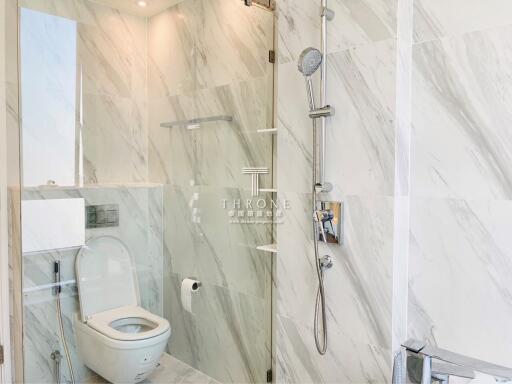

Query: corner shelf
256;244;277;254
257;128;277;134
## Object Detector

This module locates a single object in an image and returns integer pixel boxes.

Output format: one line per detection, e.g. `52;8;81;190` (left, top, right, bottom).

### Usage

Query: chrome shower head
297;47;322;77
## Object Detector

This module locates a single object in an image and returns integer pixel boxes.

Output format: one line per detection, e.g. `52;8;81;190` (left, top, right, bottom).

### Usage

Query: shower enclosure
10;0;275;382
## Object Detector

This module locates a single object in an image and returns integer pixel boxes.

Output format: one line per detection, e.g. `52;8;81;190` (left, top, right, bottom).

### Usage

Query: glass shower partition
147;1;275;383
15;0;275;383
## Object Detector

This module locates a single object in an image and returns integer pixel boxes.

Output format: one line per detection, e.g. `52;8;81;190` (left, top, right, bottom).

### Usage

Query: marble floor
86;353;219;384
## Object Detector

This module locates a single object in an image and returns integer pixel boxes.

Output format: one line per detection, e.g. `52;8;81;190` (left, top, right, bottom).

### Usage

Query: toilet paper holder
187;278;201;291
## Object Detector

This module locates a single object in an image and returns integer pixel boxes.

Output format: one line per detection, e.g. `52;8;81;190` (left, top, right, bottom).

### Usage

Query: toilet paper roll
181;278;201;314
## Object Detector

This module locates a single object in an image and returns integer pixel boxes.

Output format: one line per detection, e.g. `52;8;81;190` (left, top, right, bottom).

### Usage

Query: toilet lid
76;236;139;322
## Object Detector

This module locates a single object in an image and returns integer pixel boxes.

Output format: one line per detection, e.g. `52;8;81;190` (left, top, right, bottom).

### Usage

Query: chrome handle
400;339;512;383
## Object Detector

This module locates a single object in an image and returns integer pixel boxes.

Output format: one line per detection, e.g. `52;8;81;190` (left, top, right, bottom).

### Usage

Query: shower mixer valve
319;255;333;271
314;200;344;245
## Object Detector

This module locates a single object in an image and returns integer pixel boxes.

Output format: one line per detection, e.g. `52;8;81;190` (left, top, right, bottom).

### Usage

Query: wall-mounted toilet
74;235;170;384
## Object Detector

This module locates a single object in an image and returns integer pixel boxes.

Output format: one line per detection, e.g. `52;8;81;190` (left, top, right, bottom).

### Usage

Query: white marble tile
276;315;392;384
21;185;164;383
82;94;148;184
194;282;270;383
413;0;512;44
277;192;394;351
20;0;98;26
277;0;397;64
325;39;396;196
412;26;512;200
164;272;270;384
196;0;273;90
20;0;149;186
87;353;220;384
148;2;275;374
23;288;93;383
162;185;272;299
149;79;272;189
277;39;396;195
276;61;314;194
148;0;273;99
409;197;512;368
148;0;199;99
78;21;144;100
22;0;147;100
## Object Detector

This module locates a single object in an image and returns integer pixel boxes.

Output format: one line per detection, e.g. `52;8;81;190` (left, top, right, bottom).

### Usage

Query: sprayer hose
56;285;76;383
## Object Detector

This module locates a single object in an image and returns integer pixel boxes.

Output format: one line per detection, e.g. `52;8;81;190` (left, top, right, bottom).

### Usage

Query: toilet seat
75;236;172;384
87;305;170;342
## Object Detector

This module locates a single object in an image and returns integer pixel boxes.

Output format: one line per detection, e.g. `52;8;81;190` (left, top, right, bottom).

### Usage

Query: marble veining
147;1;274;382
413;0;512;44
276;315;391;384
276;0;399;382
277;0;397;64
87;353;220;384
412;25;512;200
163;272;270;384
409;198;512;368
21;185;164;383
277;192;394;351
277;41;396;196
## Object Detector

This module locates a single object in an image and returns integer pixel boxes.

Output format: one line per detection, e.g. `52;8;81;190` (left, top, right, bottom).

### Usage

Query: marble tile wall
278;0;512;381
408;0;512;373
147;1;274;382
12;2;158;382
20;0;149;185
276;0;398;382
20;185;163;383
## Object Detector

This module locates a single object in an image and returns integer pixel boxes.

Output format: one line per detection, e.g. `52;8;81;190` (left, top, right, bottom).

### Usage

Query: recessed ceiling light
136;0;147;7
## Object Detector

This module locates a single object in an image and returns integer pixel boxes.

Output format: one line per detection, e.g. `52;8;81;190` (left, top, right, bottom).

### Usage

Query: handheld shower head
298;47;323;110
297;47;323;77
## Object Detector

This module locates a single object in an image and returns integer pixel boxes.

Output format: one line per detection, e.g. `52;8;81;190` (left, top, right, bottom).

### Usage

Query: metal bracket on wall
269;50;276;64
266;369;272;383
242;0;276;11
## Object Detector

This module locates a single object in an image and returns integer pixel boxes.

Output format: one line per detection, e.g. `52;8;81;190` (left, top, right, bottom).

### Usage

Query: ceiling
91;0;185;17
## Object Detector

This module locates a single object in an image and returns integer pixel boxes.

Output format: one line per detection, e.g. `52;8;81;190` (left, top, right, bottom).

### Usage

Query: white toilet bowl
75;236;171;383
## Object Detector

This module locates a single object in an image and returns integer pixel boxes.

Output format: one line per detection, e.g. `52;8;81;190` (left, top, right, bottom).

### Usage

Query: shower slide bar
160;115;233;129
396;339;512;383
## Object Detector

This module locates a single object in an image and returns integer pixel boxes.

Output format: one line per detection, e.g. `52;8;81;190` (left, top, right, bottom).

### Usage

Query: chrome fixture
319;0;333;193
160;115;233;129
242;0;276;11
297;0;336;356
309;105;335;119
394;339;512;383
85;204;119;229
319;255;333;271
54;261;76;384
315;201;343;244
298;47;323;114
51;350;62;384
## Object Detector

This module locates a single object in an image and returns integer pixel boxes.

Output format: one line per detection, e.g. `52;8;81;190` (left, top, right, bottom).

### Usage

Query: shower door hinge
266;369;272;383
0;345;4;364
269;50;276;64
